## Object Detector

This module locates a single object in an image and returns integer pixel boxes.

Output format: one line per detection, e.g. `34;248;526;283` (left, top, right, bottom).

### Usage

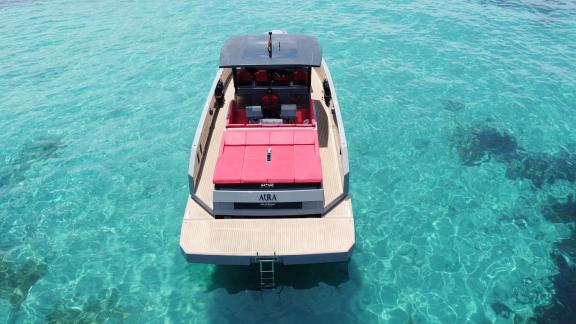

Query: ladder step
256;253;277;290
257;256;277;290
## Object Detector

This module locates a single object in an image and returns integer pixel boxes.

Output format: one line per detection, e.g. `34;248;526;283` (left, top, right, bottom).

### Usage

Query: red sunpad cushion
213;146;245;184
269;131;294;145
294;131;316;144
293;145;322;183
246;131;270;145
213;129;322;184
224;131;246;145
268;145;295;183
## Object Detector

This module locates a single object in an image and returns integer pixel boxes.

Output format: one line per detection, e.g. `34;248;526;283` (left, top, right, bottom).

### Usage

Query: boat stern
179;196;355;265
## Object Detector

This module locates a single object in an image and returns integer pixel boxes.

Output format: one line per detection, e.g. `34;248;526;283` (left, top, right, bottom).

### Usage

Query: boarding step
257;253;277;290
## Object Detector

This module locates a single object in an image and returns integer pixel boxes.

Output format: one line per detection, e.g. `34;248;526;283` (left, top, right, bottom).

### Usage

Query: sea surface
1;0;576;323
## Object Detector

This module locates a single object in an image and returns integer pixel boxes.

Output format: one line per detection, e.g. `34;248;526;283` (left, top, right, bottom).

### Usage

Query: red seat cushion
262;95;279;107
237;70;253;82
227;100;248;125
233;108;247;124
293;69;308;83
296;108;309;124
254;70;268;83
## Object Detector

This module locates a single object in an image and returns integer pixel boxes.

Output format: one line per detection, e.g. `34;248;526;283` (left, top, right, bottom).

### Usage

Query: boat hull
180;58;354;265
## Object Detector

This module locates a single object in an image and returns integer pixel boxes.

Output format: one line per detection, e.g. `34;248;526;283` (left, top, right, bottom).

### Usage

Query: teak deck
180;196;353;264
180;63;354;265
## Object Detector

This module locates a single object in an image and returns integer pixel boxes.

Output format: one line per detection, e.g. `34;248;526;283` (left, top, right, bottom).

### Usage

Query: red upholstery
237;70;253;82
295;99;315;126
307;98;315;125
233;109;247;124
254;70;268;83
292;69;308;84
268;145;294;183
226;100;236;127
296;108;309;124
226;100;247;126
226;98;314;128
213;129;322;184
242;146;269;182
213;145;245;184
261;95;279;108
270;131;294;144
294;145;322;182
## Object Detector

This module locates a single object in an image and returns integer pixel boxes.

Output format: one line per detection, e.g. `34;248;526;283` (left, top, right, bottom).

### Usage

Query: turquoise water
1;0;576;322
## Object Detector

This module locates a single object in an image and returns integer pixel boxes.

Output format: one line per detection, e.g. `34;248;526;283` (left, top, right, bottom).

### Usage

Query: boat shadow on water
204;259;364;323
206;260;353;294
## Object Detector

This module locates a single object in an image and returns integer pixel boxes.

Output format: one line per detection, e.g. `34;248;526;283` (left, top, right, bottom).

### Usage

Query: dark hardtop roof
219;34;322;68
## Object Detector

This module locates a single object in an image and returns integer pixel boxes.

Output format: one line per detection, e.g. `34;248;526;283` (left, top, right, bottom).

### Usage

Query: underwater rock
480;0;559;16
506;152;576;188
412;138;431;150
0;137;65;188
491;301;513;319
441;98;465;112
542;194;576;224
491;301;525;322
555;231;576;262
0;257;48;306
497;213;532;228
46;288;128;324
534;190;576;323
452;125;519;165
452;124;576;187
534;233;576;323
505;153;550;188
17;137;66;168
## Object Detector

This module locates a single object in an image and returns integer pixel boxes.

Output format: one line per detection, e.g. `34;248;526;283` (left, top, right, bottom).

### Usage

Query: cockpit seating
292;69;308;85
237;70;253;85
254;70;269;85
262;89;280;118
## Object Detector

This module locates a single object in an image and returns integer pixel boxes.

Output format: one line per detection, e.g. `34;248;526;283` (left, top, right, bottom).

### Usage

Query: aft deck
181;196;353;265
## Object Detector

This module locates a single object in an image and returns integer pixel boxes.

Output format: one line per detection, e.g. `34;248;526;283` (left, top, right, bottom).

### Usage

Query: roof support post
307;67;312;90
232;68;238;90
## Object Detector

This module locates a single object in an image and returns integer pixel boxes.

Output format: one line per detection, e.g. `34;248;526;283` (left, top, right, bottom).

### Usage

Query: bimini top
219;34;322;68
